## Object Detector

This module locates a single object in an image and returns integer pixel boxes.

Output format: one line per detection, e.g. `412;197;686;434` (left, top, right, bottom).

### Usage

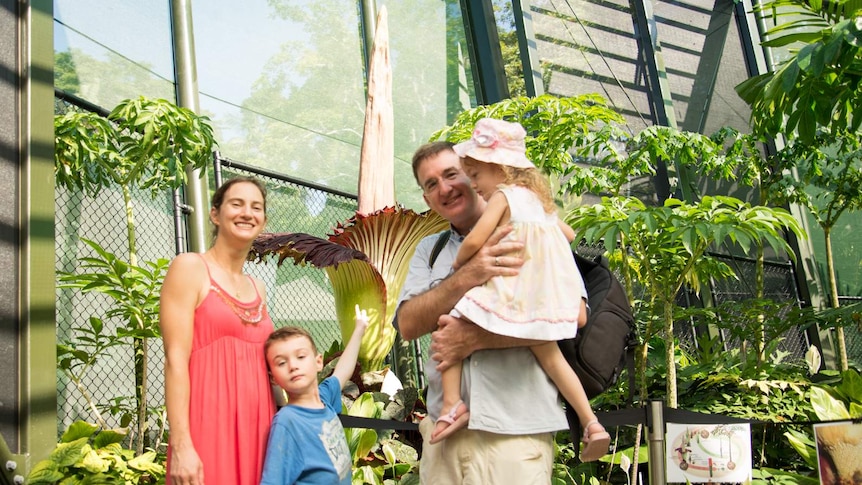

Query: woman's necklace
208;256;264;324
210;257;245;298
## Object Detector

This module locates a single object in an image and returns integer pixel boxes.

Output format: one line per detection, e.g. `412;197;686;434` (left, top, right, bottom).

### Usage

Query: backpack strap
428;230;451;269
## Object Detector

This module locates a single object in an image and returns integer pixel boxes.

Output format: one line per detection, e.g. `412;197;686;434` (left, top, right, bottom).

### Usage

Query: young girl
429;118;610;462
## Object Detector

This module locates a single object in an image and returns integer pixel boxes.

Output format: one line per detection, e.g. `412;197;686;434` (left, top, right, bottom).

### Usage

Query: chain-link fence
710;254;810;365
56;91;178;441
54;93;359;444
837;296;862;368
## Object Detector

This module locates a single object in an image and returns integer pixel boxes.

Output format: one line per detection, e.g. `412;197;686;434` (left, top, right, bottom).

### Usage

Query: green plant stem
825;226;849;371
123;185;138;267
664;299;677;408
122;183;148;454
630;424;642;485
66;370;108;429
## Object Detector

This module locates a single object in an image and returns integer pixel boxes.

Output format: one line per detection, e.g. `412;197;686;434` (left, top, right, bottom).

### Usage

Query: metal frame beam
10;0;58;474
512;0;544;97
170;0;208;254
461;0;509;104
631;0;677;202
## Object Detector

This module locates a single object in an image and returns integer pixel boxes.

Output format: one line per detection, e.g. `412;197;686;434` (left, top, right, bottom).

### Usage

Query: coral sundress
167;259;275;485
454;185;583;341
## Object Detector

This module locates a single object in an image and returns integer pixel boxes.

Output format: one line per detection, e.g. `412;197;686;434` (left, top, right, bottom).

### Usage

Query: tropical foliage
54;97;216;454
570;195;803;407
736;0;862;371
27;421;164;485
736;0;862;141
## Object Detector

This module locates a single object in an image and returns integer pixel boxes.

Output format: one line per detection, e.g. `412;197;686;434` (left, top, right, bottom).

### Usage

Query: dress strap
194;252;213;281
245;275;261;299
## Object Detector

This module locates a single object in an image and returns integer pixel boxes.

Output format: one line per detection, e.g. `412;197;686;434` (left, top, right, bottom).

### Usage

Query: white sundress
453;185;583;341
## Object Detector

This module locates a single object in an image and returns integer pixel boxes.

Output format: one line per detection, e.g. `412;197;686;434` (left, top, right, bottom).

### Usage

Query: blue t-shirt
260;376;352;485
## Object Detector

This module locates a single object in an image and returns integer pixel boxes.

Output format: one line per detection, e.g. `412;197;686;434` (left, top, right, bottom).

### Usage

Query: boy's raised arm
332;305;369;387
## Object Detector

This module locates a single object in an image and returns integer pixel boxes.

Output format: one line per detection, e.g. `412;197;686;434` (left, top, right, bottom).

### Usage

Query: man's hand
431;314;483;371
457;225;524;286
431;313;548;371
396;226;525;341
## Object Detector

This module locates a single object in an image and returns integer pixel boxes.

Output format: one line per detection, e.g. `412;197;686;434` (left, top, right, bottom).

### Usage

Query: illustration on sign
666;423;752;483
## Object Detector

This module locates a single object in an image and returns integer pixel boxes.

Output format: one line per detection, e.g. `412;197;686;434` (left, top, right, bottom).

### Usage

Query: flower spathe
252;207;447;371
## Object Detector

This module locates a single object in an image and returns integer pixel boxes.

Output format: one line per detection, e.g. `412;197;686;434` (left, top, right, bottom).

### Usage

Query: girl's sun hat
453;118;535;169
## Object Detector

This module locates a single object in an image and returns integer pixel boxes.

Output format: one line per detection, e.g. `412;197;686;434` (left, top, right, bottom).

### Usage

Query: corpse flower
252;6;448;372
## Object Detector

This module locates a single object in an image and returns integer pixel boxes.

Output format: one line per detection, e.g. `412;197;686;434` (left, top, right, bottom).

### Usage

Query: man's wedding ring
494;257;500;266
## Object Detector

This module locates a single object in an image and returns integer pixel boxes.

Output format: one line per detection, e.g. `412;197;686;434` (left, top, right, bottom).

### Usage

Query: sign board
666;423;752;483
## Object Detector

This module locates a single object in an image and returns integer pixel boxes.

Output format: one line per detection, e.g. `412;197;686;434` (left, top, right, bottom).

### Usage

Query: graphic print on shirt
321;416;352;479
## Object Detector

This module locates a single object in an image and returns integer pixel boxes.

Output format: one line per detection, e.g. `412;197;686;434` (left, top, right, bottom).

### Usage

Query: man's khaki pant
418;416;554;485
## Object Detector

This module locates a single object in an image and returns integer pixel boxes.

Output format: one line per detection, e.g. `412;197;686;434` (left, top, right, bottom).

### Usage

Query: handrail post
647;400;666;484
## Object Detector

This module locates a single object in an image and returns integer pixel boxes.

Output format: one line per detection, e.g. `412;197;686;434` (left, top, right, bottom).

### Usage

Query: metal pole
647;400;666;485
170;0;208;253
18;0;58;467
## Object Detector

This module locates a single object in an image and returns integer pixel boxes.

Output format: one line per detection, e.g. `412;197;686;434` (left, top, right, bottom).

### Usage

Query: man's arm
430;296;589;370
430;315;545;371
396;226;523;341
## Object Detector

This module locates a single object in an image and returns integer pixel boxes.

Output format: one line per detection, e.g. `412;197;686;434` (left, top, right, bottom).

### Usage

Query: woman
160;176;275;485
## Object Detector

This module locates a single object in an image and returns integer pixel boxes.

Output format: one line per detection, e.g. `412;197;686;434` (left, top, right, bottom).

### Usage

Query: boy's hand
354;304;369;333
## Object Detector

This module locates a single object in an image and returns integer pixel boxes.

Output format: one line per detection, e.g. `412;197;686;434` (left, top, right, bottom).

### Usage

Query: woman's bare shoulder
164;253;208;287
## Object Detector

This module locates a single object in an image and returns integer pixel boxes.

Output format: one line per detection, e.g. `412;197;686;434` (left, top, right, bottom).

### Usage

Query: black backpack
428;231;637;401
559;253;636;400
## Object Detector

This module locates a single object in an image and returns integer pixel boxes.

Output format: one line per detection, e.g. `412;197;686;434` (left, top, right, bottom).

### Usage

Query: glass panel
529;0;653;133
387;0;476;209
53;0;175;108
651;1;752;135
809;204;862;299
194;0;368;208
492;0;525;97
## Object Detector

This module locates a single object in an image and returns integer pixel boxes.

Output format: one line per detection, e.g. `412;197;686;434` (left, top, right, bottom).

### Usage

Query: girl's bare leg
531;342;609;461
430;360;470;444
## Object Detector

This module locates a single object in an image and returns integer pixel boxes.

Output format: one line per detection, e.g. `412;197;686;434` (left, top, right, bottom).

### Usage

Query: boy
260;305;369;484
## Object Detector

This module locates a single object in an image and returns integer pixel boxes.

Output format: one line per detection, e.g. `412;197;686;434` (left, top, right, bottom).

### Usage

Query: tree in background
736;0;862;370
54;97;215;453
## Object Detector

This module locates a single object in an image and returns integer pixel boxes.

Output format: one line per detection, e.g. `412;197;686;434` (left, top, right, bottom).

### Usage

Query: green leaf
26;460;65;484
92;429;127;448
784;428;818;469
61;421;99;442
126;451;165;474
49;437;89;467
810;386;851;420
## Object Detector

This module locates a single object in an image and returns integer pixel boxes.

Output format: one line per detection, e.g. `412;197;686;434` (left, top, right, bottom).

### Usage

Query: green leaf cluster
55;97;215;199
736;0;862;141
27;421;164;484
342;392;420;485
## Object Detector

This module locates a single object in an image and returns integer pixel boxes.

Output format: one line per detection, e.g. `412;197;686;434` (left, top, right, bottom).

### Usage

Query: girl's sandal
429;400;470;444
580;419;610;462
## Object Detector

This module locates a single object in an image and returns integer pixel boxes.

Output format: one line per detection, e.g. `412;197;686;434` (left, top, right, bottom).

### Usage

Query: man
395;141;569;484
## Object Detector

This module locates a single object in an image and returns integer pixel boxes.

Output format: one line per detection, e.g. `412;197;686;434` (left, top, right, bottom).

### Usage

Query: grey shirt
396;230;570;435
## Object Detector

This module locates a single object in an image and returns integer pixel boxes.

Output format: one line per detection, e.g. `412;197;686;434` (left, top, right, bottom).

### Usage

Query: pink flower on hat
453;118;535;169
473;130;498;149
